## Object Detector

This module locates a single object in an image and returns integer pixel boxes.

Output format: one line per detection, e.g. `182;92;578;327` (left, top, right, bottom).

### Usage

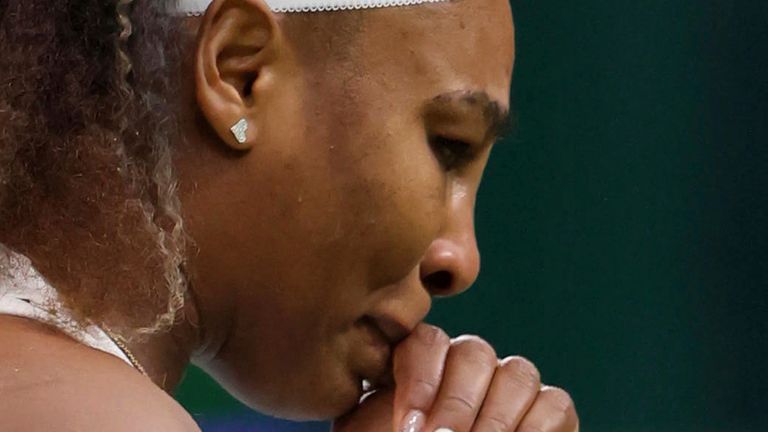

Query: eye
428;135;474;171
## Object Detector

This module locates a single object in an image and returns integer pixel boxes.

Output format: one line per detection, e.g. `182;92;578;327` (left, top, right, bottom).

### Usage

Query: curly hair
0;0;186;334
0;0;368;338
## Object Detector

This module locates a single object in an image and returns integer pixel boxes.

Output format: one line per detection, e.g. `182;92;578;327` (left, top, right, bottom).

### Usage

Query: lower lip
354;317;392;387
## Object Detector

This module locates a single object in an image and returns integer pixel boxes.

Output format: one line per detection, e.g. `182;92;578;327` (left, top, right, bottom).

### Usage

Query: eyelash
429;135;475;171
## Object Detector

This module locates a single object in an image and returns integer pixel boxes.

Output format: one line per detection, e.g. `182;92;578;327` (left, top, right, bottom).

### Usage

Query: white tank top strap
0;248;134;368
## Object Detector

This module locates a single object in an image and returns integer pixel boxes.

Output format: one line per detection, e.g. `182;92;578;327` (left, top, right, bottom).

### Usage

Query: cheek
330;132;446;286
366;166;443;277
288;69;447;286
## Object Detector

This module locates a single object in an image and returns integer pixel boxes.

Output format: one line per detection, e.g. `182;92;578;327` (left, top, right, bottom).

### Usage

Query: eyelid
428;134;476;171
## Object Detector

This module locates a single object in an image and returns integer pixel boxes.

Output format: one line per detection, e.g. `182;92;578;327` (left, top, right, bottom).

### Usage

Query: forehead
351;0;514;111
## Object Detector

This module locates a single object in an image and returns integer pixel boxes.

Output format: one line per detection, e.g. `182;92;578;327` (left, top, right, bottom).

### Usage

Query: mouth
367;312;412;346
353;316;398;392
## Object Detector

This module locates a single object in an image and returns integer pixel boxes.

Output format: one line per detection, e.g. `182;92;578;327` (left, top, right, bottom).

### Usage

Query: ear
195;0;282;151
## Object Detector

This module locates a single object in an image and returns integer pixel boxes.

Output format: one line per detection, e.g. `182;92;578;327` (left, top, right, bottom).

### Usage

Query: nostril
423;270;454;293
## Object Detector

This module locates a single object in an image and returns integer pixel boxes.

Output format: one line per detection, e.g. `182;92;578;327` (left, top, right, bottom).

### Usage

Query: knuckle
415;324;450;346
451;335;497;366
410;378;439;398
517;426;546;432
399;377;440;411
500;356;540;388
541;386;575;413
479;415;512;432
441;393;477;414
571;417;580;432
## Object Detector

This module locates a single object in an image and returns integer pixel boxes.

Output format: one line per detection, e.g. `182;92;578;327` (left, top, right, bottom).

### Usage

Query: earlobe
194;0;280;151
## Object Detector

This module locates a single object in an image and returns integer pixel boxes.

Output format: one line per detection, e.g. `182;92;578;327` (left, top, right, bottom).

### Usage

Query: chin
219;364;364;421
273;383;361;421
279;369;365;421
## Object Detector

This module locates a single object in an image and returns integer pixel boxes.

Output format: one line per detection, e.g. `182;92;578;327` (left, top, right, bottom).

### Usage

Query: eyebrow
429;90;513;141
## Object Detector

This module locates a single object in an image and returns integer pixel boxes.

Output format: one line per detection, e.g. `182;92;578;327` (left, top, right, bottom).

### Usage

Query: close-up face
177;0;515;420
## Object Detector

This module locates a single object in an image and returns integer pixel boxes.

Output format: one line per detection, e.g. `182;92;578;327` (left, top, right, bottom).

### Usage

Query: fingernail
399;409;426;432
434;428;454;432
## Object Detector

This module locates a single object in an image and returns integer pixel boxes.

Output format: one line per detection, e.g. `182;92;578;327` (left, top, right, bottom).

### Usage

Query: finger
470;356;540;432
422;335;498;432
516;386;578;432
392;323;451;432
333;388;394;432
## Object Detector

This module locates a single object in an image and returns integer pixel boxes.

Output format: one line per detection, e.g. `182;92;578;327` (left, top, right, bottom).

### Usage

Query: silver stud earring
230;118;248;144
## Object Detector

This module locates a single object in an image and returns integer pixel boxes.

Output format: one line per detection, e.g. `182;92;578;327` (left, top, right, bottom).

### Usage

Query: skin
180;0;510;418
0;0;579;430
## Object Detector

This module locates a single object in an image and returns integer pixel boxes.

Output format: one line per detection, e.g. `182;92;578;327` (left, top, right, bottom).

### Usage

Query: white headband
175;0;447;15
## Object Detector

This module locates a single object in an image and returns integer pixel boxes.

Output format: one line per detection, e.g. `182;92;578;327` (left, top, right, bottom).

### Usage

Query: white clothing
0;247;133;367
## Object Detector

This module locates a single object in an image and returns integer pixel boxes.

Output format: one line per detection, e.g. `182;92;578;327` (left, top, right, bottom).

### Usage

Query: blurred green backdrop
176;1;768;431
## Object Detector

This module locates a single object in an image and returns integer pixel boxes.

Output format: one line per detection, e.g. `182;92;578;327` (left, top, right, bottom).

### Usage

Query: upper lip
366;313;413;346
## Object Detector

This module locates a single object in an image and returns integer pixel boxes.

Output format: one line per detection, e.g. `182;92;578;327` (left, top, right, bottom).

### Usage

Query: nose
419;209;481;298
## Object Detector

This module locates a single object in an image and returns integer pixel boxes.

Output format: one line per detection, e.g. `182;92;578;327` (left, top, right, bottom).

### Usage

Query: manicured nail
434;428;454;432
399;409;426;432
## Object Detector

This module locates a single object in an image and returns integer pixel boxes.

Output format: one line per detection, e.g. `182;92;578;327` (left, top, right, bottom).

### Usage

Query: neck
117;299;202;393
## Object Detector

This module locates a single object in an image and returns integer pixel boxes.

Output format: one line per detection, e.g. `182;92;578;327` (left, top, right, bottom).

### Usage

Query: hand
333;323;578;432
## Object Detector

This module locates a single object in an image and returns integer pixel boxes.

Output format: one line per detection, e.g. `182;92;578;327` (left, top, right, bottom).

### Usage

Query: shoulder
0;315;200;432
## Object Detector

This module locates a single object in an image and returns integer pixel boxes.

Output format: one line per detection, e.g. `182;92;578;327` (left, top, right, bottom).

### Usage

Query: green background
176;1;768;430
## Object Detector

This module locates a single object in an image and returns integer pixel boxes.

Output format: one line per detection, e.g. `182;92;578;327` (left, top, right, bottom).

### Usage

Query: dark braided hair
0;0;187;334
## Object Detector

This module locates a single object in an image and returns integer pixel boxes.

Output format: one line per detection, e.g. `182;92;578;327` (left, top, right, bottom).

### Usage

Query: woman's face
177;0;514;420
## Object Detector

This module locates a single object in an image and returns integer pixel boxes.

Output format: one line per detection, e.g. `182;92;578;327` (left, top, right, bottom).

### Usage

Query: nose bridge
419;182;480;297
